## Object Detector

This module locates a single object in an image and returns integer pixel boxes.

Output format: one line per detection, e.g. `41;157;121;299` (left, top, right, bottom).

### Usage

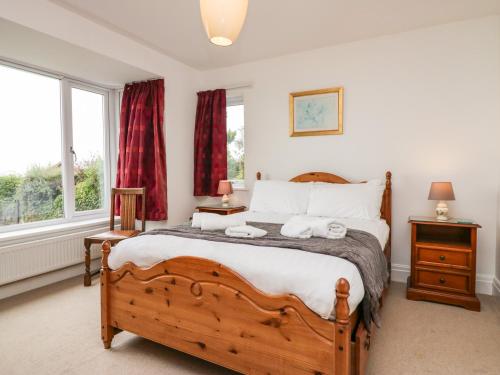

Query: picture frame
289;87;344;137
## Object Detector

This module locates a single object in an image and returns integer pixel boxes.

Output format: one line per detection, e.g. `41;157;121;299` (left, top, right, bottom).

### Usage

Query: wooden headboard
255;171;392;229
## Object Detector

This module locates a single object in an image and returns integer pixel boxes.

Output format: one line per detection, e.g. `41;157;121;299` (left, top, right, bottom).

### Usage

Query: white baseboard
476;273;494;295
391;263;494;295
0;259;100;300
493;277;500;296
391;263;410;283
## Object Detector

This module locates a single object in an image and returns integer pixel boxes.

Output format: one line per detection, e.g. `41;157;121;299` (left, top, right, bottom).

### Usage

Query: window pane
227;104;244;182
71;88;105;212
0;65;63;226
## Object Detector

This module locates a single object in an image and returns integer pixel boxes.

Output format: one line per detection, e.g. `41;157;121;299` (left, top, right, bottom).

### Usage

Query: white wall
200;17;500;292
0;0;201;226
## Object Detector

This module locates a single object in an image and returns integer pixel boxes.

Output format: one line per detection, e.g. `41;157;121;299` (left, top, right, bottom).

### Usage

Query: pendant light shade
200;0;248;47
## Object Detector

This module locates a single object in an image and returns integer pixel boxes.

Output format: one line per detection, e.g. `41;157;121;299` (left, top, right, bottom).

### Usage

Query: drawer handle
439;255;446;261
439;277;446;284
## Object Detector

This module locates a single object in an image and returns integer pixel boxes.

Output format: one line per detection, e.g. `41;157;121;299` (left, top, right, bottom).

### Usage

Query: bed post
334;278;351;375
101;240;114;349
384;171;392;283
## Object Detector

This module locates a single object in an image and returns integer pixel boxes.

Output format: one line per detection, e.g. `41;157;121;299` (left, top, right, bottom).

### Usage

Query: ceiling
0;18;155;87
51;0;500;70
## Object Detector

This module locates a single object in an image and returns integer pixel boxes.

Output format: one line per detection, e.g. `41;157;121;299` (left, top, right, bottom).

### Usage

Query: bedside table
196;204;246;215
406;216;481;311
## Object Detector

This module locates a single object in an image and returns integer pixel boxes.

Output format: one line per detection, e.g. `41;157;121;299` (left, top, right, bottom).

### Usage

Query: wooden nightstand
406;216;481;311
196;204;246;215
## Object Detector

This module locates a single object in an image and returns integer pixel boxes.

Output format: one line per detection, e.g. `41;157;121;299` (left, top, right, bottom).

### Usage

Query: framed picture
289;87;343;137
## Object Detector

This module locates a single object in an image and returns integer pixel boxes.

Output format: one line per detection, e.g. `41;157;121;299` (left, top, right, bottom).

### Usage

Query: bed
100;171;392;375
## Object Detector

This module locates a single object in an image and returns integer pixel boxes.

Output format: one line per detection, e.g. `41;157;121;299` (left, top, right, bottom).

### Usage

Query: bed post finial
256;171;261;180
335;278;350;324
384;170;392;228
102;240;111;270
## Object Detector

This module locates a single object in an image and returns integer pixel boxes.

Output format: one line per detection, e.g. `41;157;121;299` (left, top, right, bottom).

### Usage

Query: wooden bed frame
100;171;392;375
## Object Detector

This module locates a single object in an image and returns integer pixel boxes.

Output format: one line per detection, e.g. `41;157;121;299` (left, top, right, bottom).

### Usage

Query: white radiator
0;226;107;286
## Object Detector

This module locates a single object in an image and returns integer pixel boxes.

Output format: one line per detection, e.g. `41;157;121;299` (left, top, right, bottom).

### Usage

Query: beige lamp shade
200;0;248;46
428;182;455;201
217;180;233;195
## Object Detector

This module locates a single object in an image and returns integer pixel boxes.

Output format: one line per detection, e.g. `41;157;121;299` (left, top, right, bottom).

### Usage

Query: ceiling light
200;0;248;47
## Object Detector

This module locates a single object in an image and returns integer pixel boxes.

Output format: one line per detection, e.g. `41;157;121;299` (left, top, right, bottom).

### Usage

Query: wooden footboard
100;241;358;375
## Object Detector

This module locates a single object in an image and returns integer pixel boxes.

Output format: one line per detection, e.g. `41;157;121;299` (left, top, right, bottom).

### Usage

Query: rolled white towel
191;212;219;228
323;222;347;239
287;216;347;239
225;225;267;238
198;213;246;231
280;222;313;239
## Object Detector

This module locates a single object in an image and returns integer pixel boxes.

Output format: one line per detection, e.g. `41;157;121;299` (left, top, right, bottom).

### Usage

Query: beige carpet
0;277;499;375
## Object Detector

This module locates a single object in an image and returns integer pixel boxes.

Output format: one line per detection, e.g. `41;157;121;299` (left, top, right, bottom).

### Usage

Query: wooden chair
83;187;146;286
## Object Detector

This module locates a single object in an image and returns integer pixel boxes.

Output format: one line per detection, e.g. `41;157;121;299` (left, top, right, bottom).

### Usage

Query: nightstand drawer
416;246;470;270
415;269;470;294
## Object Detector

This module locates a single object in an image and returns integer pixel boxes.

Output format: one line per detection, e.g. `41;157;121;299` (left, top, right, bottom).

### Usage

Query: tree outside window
226;101;244;186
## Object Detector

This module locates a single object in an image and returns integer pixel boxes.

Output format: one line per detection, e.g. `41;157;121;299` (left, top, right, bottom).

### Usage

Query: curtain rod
128;77;162;84
197;82;253;93
201;82;253;91
224;82;253;90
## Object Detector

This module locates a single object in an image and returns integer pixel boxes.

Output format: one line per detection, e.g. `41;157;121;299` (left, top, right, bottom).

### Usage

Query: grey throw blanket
142;222;388;328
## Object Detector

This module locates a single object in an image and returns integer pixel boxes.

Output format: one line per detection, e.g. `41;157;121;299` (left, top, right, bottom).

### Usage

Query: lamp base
435;201;449;221
221;194;230;207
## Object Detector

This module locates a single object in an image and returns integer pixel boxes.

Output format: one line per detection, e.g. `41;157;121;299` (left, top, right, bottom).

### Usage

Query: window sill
0;217;111;248
233;186;248;192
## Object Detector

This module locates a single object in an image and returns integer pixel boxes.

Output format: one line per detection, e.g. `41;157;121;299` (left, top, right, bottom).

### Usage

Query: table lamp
217;180;233;207
428;182;455;221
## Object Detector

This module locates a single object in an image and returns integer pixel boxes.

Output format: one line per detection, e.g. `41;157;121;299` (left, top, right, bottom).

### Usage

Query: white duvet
109;211;389;319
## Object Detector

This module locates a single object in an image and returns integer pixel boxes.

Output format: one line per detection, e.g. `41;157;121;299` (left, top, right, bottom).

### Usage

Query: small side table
196;204;246;215
406;216;481;311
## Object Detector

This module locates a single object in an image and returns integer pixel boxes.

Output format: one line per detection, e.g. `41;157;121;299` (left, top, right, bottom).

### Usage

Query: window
0;65;63;226
70;87;106;212
0;62;113;231
226;96;244;187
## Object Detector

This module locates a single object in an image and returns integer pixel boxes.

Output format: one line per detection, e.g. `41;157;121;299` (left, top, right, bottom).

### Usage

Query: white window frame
0;59;117;234
226;94;245;189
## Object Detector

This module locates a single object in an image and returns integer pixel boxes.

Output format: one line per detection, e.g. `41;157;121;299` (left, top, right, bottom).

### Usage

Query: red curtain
115;79;167;220
194;89;227;196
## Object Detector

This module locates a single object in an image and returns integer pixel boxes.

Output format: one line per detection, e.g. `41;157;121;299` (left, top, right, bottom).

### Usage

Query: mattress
108;211;390;319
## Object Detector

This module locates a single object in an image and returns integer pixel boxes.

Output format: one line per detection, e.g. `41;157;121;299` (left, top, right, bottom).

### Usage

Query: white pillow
249;180;312;215
307;180;384;220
